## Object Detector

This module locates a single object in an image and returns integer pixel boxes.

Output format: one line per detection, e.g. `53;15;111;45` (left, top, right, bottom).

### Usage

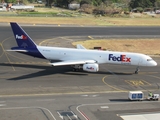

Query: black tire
135;71;138;74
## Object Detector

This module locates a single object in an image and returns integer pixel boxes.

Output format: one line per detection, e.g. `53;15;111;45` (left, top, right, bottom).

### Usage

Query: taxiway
0;25;160;120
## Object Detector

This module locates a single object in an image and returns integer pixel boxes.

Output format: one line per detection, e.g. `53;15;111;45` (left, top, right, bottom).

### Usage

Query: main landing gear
72;65;82;72
72;68;79;72
135;66;139;74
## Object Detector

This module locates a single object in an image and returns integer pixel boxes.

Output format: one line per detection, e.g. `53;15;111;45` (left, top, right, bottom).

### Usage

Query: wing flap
50;60;96;66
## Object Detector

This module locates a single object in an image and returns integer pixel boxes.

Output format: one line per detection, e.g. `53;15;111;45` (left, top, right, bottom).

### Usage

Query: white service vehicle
128;91;144;101
11;4;34;10
147;94;159;101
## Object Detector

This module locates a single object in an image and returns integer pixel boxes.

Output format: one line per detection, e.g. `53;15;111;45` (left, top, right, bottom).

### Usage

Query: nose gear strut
135;66;139;74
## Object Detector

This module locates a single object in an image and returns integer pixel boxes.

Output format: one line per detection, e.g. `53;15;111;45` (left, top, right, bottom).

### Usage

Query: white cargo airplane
9;22;157;74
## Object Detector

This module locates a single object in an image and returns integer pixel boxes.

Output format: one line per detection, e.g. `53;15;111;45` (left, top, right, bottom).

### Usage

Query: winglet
76;44;86;49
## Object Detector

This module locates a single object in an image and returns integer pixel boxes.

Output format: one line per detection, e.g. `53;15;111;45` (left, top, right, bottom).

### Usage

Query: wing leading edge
6;49;28;52
49;60;96;66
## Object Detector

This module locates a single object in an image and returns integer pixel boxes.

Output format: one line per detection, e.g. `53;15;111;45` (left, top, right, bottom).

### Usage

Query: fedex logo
109;54;131;62
16;35;27;40
86;67;94;70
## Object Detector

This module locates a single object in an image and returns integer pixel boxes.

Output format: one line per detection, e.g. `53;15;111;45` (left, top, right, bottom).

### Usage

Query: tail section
10;22;37;48
9;22;45;59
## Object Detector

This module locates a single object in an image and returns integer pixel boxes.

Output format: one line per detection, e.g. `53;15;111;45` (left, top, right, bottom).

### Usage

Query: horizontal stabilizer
76;44;86;49
6;49;28;52
49;60;96;66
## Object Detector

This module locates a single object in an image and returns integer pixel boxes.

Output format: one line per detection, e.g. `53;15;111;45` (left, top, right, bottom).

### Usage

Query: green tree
129;0;156;9
155;0;160;7
51;0;68;7
5;0;16;3
80;0;92;5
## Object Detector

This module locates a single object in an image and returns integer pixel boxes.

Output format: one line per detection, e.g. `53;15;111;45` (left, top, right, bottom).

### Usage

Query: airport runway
0;25;160;120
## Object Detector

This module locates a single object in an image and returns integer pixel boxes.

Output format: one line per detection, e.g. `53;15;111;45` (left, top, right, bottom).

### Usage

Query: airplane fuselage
35;46;156;67
9;22;157;73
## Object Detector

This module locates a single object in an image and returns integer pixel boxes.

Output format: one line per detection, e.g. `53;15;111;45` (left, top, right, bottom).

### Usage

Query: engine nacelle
83;63;99;72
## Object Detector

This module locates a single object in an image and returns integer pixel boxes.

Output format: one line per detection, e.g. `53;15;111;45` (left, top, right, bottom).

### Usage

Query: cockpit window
147;59;153;61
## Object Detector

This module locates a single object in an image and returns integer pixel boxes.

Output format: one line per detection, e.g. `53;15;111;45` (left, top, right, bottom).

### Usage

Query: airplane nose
153;61;157;66
149;61;157;66
147;60;157;66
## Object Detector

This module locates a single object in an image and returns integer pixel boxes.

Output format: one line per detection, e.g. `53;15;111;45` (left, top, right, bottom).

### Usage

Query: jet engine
83;63;99;72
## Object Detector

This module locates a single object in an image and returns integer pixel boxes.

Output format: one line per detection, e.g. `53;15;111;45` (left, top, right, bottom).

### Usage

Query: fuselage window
147;59;152;61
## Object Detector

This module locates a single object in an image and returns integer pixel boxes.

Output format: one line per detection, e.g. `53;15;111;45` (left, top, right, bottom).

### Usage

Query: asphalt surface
1;25;160;40
0;25;160;120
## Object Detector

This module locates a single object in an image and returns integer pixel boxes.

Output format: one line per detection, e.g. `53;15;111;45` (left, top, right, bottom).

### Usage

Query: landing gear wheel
135;71;138;74
72;68;78;72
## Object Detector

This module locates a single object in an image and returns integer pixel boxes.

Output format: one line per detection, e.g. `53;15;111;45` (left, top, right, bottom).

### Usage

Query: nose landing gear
135;66;139;74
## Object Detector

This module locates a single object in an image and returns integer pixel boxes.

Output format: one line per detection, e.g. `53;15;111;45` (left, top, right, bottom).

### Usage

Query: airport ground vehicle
128;91;159;101
147;94;159;101
128;91;144;101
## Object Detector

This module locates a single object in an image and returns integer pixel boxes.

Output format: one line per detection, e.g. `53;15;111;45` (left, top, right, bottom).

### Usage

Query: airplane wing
49;60;96;66
76;44;86;49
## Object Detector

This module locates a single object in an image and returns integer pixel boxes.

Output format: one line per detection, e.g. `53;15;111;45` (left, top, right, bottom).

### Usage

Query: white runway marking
120;113;160;120
0;104;6;107
0;106;56;120
101;106;109;109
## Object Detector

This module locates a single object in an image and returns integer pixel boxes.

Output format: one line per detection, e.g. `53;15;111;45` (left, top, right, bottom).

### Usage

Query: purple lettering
108;54;131;62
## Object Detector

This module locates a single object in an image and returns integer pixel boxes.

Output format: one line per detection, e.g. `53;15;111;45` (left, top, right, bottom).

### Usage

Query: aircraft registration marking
125;80;151;86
